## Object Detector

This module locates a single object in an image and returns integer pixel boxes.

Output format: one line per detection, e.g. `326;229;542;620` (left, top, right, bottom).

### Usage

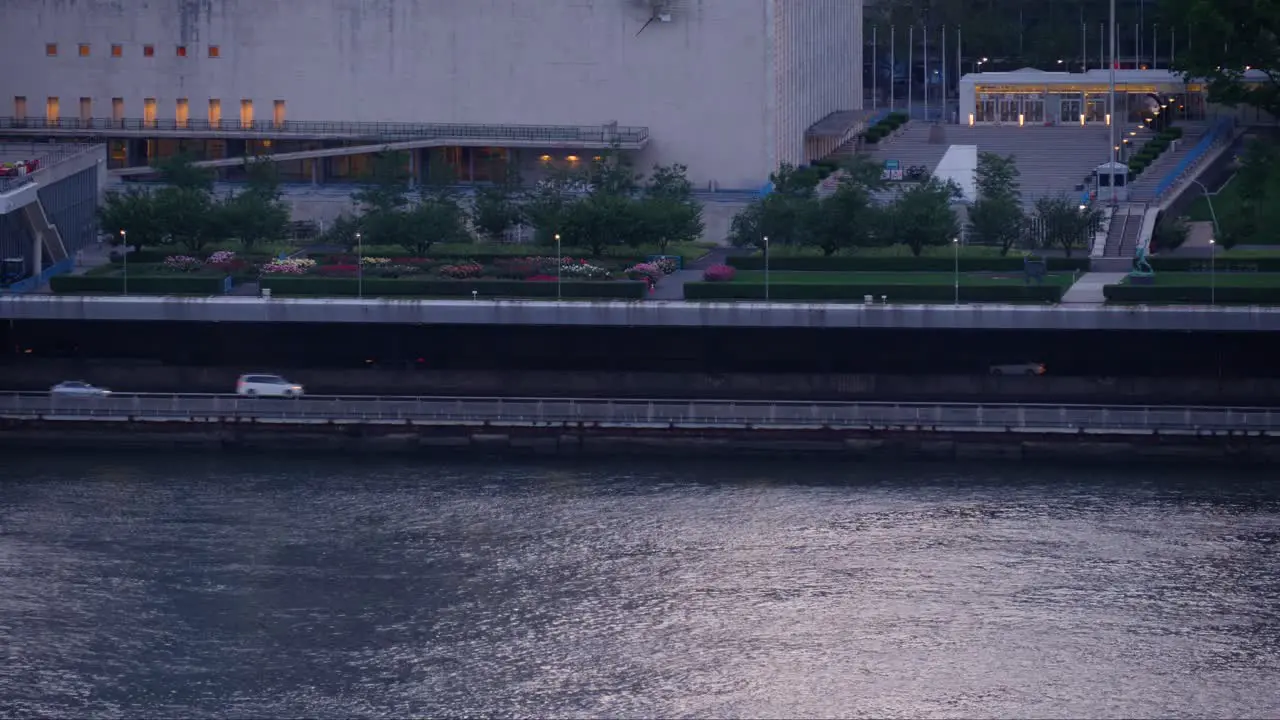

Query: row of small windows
46;43;221;58
16;96;285;126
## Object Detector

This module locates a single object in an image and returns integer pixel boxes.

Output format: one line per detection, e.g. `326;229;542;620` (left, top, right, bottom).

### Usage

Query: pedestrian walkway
649;246;739;301
1060;272;1126;304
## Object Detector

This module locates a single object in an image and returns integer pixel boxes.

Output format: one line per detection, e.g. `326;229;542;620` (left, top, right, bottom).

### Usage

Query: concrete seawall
3;420;1278;464
7;362;1280;405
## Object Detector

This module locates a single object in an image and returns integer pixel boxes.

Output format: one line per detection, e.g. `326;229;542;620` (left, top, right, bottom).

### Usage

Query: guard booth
1093;161;1129;203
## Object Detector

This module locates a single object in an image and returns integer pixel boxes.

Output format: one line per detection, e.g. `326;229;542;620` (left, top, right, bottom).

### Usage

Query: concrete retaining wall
3;420;1277;463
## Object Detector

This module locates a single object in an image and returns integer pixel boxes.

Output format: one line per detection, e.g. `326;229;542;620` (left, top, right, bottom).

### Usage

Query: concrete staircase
1127;122;1212;201
1102;204;1145;258
860;124;1112;210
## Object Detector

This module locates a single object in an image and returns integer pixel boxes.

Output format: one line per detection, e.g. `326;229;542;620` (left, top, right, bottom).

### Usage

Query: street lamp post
355;232;363;298
952;237;960;305
554;233;562;301
1210;237;1216;307
1190;179;1220;240
119;229;128;296
763;235;770;301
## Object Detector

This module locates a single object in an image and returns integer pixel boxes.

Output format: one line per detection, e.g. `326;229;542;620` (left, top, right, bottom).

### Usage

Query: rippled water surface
1;455;1278;719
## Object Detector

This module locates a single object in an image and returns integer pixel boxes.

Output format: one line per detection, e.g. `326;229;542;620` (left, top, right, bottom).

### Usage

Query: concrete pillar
30;231;43;275
408;149;417;189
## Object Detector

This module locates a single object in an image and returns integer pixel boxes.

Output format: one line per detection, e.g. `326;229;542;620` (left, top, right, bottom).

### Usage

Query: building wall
772;0;863;168
1;0;862;190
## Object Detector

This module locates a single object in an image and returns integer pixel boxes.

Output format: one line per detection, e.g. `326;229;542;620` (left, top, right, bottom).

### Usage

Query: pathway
649;247;740;301
1060;272;1126;304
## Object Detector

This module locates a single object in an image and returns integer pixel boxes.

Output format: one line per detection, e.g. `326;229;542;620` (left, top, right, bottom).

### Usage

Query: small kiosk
1093;161;1129;203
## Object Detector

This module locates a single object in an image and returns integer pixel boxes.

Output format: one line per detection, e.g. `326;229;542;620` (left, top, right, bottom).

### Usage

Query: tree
563;192;637;256
399;193;470;256
154;185;217;253
98;188;163;252
884;178;960;256
522;168;580;245
967;152;1027;256
635;163;704;252
354;151;411;213
1163;0;1280;120
728;163;821;249
807;179;880;256
220;190;290;253
154;154;214;192
471;169;524;243
1030;195;1103;257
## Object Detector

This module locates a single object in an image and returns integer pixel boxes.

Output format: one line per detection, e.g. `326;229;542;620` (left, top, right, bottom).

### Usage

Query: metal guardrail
1152;117;1235;200
0;142;101;193
0;393;1275;431
0;117;650;145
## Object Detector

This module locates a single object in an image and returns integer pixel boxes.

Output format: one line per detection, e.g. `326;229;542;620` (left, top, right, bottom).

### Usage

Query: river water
1;454;1277;719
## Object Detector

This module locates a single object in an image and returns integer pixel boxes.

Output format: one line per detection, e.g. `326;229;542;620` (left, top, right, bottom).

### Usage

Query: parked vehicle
236;374;304;397
50;380;111;397
989;363;1047;376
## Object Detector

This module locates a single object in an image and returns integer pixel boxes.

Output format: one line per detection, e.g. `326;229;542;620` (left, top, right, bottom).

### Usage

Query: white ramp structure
933;145;978;203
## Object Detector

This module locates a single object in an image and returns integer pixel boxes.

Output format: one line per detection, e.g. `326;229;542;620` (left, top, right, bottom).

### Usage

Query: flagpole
872;25;878;109
1109;0;1117;204
908;25;914;118
889;26;895;111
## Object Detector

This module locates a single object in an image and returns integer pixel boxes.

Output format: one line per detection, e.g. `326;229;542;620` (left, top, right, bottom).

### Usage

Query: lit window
208;99;222;126
78;44;90;57
45;43;57;56
46;97;60;123
111;98;124;122
208;45;220;58
143;98;157;127
239;99;253;129
111;44;122;58
273;100;286;128
176;98;189;128
566;155;580;163
176;45;187;57
143;44;154;57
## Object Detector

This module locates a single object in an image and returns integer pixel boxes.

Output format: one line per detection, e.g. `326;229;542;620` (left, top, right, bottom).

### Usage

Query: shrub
1104;284;1280;304
703;264;736;282
261;258;315;274
162;255;203;272
259;277;647;299
50;274;226;294
438;262;483;279
625;262;664;282
887;111;909;125
652;257;678;275
684;282;1064;303
725;255;1090;273
315;264;360;277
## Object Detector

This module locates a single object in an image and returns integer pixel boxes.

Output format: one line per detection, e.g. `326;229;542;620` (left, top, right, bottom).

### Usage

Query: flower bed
703;264;736;282
260;276;647;299
306;255;618;282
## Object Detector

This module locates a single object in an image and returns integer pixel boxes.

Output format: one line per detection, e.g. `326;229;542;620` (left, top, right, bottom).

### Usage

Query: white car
989;362;1047;376
50;380;111;397
236;374;305;398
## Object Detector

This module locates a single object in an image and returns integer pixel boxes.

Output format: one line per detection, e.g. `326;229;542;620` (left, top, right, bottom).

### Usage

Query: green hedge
1104;284;1280;304
260;277;647;299
727;255;1090;272
112;250;276;264
49;274;227;294
684;282;1064;303
1148;257;1280;272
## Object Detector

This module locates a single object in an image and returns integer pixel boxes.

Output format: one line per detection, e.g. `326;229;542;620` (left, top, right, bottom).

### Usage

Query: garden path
1060;272;1126;304
649;247;736;301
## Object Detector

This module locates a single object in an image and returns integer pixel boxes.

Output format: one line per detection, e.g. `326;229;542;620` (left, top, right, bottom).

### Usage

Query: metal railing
0;393;1274;432
1152;117;1236;200
0;142;102;193
0;117;650;145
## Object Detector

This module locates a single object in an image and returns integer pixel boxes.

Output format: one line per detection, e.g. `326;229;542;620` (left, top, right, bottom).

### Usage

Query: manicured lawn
1186;175;1243;224
733;270;1078;287
1123;272;1280;287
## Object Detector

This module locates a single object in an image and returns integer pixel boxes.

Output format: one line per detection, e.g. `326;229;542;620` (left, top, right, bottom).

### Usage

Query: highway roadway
0;392;1276;433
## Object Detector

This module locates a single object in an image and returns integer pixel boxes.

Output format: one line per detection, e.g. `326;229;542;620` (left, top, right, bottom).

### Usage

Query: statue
1128;245;1155;284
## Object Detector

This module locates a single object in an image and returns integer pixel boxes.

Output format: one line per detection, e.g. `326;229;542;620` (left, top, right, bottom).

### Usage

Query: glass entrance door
1086;96;1107;122
998;97;1020;123
1022;97;1045;123
1060;98;1082;123
976;97;996;122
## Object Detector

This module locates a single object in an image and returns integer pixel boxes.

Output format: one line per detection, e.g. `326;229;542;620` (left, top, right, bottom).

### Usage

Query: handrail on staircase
1152;117;1235;200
